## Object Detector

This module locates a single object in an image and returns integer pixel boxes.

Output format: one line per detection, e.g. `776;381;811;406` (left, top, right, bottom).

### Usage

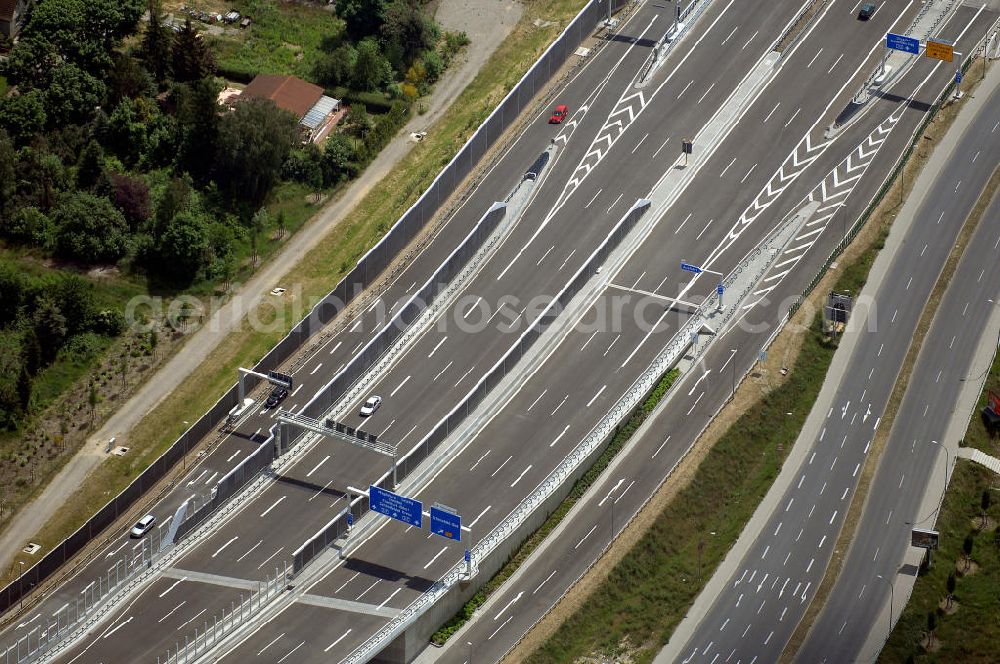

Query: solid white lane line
323;628;354;652
257;633;285;657
491;456;512;477
211;536;238;558
585;188;602;208
575;524;598;549
424;547;448;570
335;572;360;594
510;465;533;488
696;82;716;105
469;505;491;528
533;570;557;594
433;361;453;381
159;578;187;598
586;385;607;407
390;375;411;396
259;496;286;518
307;456;330;478
158;602;186;623
550;424;571;448
763;101;781;123
428;336;447;357
277;642;306;664
236;540;263;563
257;547;284;569
526;389;548;413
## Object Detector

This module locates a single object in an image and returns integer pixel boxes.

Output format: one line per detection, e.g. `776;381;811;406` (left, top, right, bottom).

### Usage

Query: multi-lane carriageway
2;1;993;663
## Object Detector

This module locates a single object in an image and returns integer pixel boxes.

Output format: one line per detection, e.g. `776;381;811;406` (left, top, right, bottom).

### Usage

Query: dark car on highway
265;386;288;408
858;2;876;20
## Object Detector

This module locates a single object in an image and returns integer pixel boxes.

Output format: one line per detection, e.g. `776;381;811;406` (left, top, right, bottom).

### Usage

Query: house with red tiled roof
0;0;27;39
240;74;340;143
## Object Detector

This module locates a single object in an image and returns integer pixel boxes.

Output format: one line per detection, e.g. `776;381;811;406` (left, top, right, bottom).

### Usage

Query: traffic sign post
925;39;954;62
885;33;919;54
716;283;724;311
369;485;423;528
681;139;693;166
954;68;963;99
430;504;462;541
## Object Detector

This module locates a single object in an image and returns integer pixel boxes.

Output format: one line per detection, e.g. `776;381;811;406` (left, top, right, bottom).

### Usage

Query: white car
359;395;382;417
130;514;156;538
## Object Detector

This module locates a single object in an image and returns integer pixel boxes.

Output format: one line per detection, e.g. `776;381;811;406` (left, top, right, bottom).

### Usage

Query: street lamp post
876;573;895;642
730;348;737;396
928;439;953;487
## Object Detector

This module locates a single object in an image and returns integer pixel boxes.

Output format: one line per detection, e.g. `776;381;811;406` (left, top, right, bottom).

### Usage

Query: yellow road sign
925;40;954;62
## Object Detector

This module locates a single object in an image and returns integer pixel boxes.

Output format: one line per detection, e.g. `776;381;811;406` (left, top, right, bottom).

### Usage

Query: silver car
359;395;382;417
130;514;156;538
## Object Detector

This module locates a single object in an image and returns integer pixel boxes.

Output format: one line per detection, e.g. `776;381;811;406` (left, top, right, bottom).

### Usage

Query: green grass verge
210;0;333;81
431;368;681;646
879;459;1000;663
525;232;886;664
959;346;1000;457
5;0;587;584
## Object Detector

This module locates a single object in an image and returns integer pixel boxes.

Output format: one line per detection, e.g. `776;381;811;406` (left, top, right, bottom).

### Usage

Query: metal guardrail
339;190;811;662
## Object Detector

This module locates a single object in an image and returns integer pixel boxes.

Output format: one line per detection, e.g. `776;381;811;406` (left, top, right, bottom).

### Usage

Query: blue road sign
431;505;462;541
347;512;354;527
369;485;422;528
955;70;962;83
885;33;919;55
464;549;471;563
716;284;725;295
680;261;702;274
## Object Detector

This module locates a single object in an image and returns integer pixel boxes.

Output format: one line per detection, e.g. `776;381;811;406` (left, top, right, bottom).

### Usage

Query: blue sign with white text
886;33;919;55
716;284;725;295
369;485;423;528
680;262;702;274
430;505;462;541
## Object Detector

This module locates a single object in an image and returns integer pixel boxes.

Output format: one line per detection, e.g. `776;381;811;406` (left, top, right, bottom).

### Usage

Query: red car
549;104;569;124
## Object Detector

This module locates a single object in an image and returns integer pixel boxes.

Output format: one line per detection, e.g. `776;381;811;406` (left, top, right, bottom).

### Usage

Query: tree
0;130;14;217
0;91;48;145
140;0;173;83
157;211;209;285
313;43;357;87
345;103;373;137
43;64;106;127
76;140;105;190
153;176;191;240
926;611;937;646
981;489;992;529
32;296;68;364
352;38;393;91
175;78;221;183
21;328;42;377
17;366;32;413
215;99;299;205
111;173;151;231
963;533;975;571
946;572;956;610
335;0;388;38
4;207;53;247
321;133;356;186
149;329;158;359
0;262;25;324
51;192;130;263
37;153;68;211
107;52;154;105
276;212;286;240
105;97;149;166
88;379;98;426
382;0;437;63
171;19;215;82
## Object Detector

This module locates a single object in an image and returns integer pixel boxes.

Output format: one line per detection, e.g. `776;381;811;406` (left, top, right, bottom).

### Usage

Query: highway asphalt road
672;12;1000;664
19;0;816;660
795;78;1000;663
431;5;1000;663
5;1;983;663
192;3;997;664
